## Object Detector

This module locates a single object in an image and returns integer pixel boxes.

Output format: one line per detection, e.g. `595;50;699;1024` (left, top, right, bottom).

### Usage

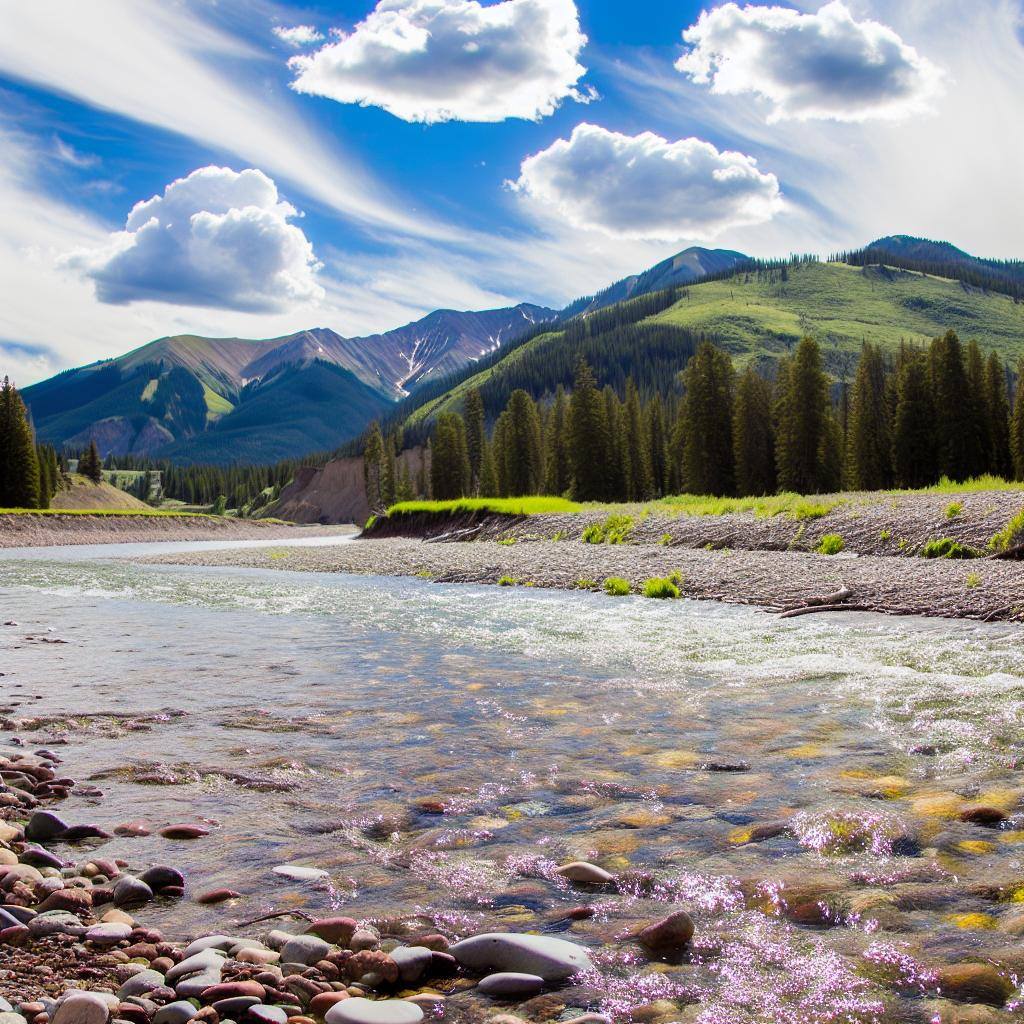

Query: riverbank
142;526;1024;623
0;513;353;549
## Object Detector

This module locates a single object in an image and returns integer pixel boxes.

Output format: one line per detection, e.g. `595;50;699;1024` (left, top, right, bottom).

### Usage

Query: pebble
24;811;69;843
196;888;240;904
390;946;433;985
51;992;110;1024
113;876;154;907
139;866;185;892
167;948;227;982
478;972;546;998
273;865;329;882
324;998;423;1024
308;917;358;945
554;862;613;884
113;822;151;838
280;933;332;965
249;1008;289;1024
635;910;695;955
159;824;210;840
150;1004;198;1024
86;922;133;946
449;933;592;982
180;935;237;957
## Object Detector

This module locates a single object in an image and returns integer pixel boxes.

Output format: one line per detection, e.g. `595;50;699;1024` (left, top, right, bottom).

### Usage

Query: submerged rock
555;862;613;884
478;972;546;998
635;910;695;955
450;933;592;981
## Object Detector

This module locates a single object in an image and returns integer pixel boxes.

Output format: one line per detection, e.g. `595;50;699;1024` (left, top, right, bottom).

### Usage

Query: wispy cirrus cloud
288;0;594;124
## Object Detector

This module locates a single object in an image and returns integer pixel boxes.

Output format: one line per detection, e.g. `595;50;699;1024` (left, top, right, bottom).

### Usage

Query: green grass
966;572;983;588
603;576;632;596
944;501;963;519
920;537;981;559
989;508;1024;552
497;575;518;587
892;475;1024;495
642;576;681;599
816;534;846;555
653;492;839;520
581;514;634;544
387;497;583;516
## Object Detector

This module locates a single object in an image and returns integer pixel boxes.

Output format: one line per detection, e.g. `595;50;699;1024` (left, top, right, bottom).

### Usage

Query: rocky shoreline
142;529;1024;623
0;518;352;550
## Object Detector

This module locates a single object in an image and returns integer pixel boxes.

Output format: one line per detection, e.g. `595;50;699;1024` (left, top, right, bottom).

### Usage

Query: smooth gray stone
0;1000;14;1013
279;933;331;966
248;1007;287;1024
150;1003;199;1024
86;922;132;946
117;970;166;998
29;911;86;937
51;993;110;1024
174;972;223;999
272;865;328;881
181;935;239;958
478;972;545;998
389;946;433;985
24;811;68;843
449;933;592;981
166;948;227;982
0;1013;27;1024
324;999;423;1024
0;908;23;929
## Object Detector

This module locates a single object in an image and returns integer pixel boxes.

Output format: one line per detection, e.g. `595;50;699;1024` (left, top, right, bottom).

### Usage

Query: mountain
23;303;556;463
400;257;1024;433
561;246;748;317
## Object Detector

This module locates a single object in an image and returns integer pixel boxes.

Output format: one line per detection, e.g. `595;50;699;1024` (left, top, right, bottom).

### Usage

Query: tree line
0;377;63;509
407;331;1024;504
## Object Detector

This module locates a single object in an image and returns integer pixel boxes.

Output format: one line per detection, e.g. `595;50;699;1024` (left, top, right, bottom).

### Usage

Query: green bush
920;537;980;559
497;576;518;586
989;509;1024;552
816;534;845;555
576;578;597;590
966;572;982;588
582;514;634;545
944;501;963;520
497;536;517;546
603;576;631;596
642;576;680;599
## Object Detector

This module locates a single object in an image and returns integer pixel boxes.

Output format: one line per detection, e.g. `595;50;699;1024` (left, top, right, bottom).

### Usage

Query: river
3;538;1024;1021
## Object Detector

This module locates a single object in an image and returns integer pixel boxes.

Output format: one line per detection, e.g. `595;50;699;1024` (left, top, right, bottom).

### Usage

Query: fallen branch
424;526;482;544
778;603;872;619
234;909;314;928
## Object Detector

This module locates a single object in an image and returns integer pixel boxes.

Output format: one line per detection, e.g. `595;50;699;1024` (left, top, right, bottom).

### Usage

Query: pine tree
984;352;1012;478
500;389;544;496
775;338;831;494
542;385;571;496
603;387;628;500
464;388;486;494
396;461;415;502
0;377;41;508
567;359;609;501
82;440;103;484
645;393;670;497
966;339;991;473
678;342;735;496
1011;360;1024;482
363;421;385;510
430;413;471;500
891;350;937;488
381;434;397;508
732;366;775;496
479;438;499;497
845;343;893;490
416;443;431;499
930;331;980;481
623;379;652;500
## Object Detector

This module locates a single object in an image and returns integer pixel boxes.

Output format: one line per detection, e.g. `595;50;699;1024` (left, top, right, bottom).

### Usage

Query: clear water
3;544;1024;1021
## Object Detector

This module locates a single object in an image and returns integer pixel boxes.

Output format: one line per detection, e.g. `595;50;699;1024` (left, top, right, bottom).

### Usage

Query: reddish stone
160;824;210;839
310;993;350;1016
636;910;695;954
114;821;151;837
307;917;358;945
201;981;266;1001
408;933;448;951
196;888;241;904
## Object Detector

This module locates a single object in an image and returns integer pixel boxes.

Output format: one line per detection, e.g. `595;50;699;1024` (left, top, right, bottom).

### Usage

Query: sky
1;0;1023;386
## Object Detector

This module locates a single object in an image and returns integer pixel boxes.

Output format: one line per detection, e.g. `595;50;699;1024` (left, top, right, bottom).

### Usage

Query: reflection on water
3;554;1024;1021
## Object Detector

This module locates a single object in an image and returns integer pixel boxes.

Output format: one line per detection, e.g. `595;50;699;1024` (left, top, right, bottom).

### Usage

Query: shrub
966;572;982;588
642;576;680;599
879;529;892;542
582;514;634;545
660;533;673;546
497;536;517;546
944;502;963;520
576;578;597;590
816;534;845;555
497;576;518;586
920;538;980;559
603;577;631;597
989;509;1024;553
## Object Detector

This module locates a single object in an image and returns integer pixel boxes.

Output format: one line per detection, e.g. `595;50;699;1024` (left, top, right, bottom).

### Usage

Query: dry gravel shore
144;530;1024;623
0;515;351;549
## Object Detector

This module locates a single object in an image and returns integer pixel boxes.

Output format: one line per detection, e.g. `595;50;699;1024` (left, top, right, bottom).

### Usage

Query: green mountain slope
400;261;1024;431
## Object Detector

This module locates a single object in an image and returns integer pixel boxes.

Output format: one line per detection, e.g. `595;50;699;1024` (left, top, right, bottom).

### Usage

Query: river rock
59;825;111;842
181;935;238;957
211;996;261;1018
113;876;154;907
308;917;358;945
114;822;152;838
139;866;185;892
150;1003;198;1024
390;946;433;985
29;911;86;937
449;933;592;981
635;910;695;955
280;933;331;965
248;1007;288;1024
196;888;240;904
167;948;227;982
52;992;110;1024
21;846;65;869
174;972;223;1000
38;884;90;914
87;922;133;946
324;998;423;1024
201;982;266;1001
24;811;68;843
310;994;350;1016
478;972;546;998
555;862;614;884
117;971;166;999
273;865;328;882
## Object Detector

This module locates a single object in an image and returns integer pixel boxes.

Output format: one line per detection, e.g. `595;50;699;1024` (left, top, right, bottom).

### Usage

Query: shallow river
3;540;1024;1022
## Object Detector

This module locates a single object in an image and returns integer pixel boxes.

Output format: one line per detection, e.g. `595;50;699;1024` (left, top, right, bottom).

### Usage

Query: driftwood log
777;585;865;618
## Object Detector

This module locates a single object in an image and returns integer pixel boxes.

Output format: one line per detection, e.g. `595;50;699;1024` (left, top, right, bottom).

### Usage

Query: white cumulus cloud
287;0;592;124
61;166;324;312
273;25;324;47
510;123;782;242
677;1;944;123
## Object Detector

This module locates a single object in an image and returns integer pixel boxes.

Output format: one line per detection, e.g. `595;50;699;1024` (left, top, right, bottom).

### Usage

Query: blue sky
1;0;1022;386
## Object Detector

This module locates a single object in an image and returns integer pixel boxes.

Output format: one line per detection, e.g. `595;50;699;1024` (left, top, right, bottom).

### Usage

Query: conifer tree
81;440;103;484
623;379;652;500
775;338;831;494
930;331;980;480
603;387;628;500
430;412;470;500
0;377;41;508
645;392;670;497
732;365;775;496
464;388;486;494
542;385;571;496
1011;360;1024;482
381;434;397;508
678;342;734;496
36;444;52;509
892;350;937;488
845;343;893;490
567;359;608;501
363;421;385;510
500;389;544;495
416;443;431;499
966;339;991;472
984;352;1012;478
396;461;415;502
479;438;499;497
